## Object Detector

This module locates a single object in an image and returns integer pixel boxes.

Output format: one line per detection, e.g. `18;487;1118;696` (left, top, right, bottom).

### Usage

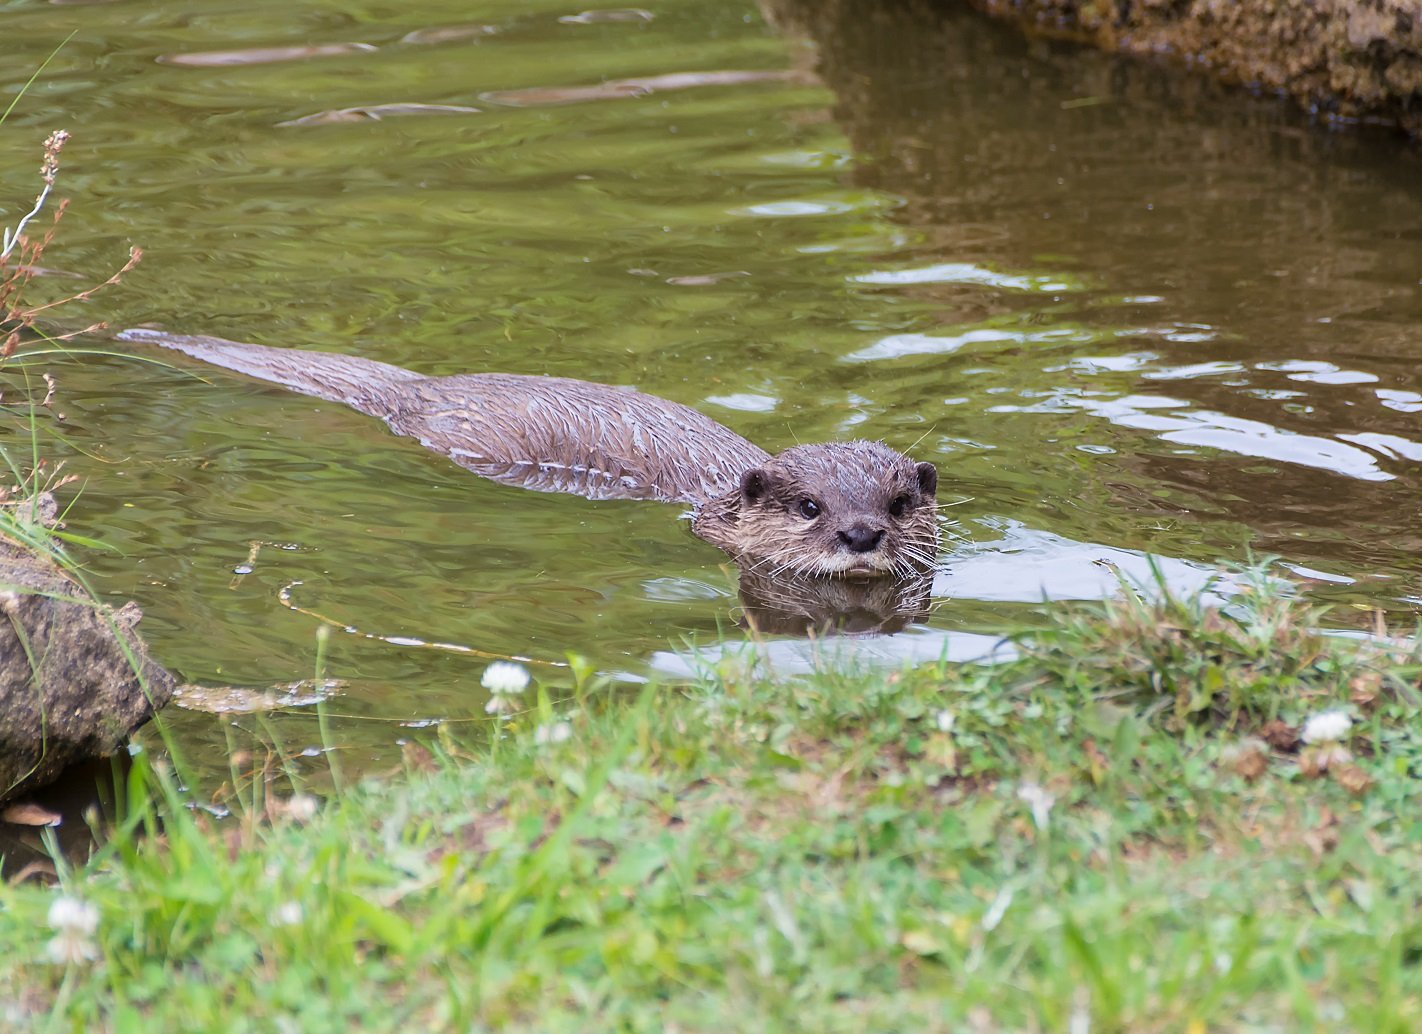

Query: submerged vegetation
3;576;1421;1030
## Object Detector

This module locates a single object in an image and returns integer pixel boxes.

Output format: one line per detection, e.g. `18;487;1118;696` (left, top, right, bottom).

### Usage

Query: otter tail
118;328;423;416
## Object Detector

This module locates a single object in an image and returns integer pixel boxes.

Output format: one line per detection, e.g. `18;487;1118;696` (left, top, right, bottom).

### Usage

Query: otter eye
888;494;911;519
797;498;821;520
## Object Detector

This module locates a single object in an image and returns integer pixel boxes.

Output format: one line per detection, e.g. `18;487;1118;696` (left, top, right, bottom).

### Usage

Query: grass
3;574;1421;1031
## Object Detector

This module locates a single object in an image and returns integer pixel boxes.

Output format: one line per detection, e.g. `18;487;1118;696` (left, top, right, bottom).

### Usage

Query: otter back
120;329;770;504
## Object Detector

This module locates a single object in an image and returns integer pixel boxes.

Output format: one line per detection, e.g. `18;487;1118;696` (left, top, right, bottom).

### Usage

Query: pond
3;0;1421;795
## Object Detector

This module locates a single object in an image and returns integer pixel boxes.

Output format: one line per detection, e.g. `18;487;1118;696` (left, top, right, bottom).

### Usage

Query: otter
118;329;940;579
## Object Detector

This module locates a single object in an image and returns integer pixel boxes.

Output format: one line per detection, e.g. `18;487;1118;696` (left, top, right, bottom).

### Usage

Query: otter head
733;440;939;579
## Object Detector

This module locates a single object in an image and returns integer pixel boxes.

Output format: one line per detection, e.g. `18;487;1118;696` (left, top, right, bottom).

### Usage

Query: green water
3;0;1422;788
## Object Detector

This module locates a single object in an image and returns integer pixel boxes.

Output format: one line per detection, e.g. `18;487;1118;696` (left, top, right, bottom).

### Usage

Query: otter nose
838;524;884;554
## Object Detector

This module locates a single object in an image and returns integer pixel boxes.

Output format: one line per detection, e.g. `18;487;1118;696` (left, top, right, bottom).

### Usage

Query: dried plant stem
1;131;141;359
20;245;142;319
1;129;67;261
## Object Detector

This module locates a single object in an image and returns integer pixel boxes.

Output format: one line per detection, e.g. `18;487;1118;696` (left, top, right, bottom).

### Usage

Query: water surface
2;0;1420;791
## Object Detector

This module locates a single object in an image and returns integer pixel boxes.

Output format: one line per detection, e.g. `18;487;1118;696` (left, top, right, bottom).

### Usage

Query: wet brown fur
694;441;939;578
119;329;940;578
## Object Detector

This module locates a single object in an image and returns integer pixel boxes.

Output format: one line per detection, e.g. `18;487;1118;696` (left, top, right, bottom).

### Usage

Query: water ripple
938;520;1247;604
851;261;1083;292
993;393;1396;481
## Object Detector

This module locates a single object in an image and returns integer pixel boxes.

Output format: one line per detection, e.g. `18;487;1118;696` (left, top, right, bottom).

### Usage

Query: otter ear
741;467;772;503
915;462;938;497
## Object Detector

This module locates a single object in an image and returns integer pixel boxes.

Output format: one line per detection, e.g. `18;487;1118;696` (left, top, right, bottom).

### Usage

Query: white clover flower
482;661;530;696
934;709;956;734
534;721;572;746
284;793;319;823
45;896;99;965
47;929;99;965
484;694;518;715
271;901;303;926
1017;781;1055;831
48;896;98;935
1301;709;1353;745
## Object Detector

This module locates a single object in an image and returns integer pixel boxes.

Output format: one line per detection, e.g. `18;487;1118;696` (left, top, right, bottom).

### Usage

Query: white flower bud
1301;709;1352;744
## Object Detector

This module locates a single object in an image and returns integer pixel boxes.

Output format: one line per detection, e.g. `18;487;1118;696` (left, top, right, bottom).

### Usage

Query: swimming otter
118;329;940;578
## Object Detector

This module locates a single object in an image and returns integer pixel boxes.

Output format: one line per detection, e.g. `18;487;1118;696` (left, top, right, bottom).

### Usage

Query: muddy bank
965;0;1422;138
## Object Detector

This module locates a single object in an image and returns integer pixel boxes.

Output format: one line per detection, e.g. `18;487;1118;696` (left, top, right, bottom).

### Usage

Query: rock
0;496;174;802
964;0;1422;138
763;0;1422;139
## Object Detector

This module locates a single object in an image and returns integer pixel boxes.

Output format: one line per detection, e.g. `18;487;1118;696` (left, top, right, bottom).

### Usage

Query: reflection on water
277;103;484;127
937;519;1247;605
479;68;800;107
990;392;1399;482
736;567;934;637
3;0;1421;793
650;622;1016;681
